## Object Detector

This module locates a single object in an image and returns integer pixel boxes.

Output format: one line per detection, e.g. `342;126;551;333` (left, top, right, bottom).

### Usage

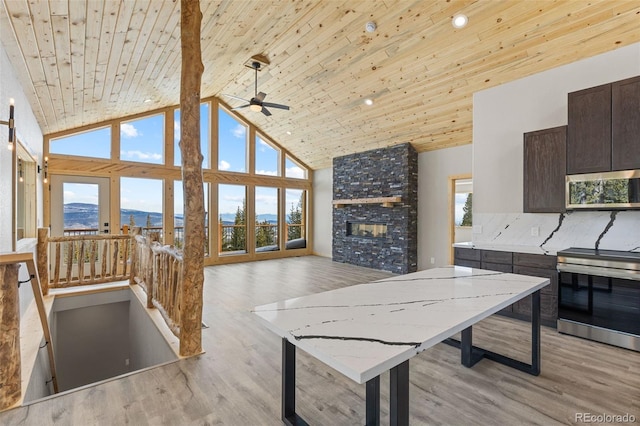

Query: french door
50;175;110;237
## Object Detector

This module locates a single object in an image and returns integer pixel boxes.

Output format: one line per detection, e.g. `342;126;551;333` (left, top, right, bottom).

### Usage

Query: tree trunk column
179;0;205;357
0;263;21;410
37;228;49;295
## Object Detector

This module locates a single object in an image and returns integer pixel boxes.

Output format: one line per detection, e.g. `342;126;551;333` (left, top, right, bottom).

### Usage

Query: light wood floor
1;256;638;425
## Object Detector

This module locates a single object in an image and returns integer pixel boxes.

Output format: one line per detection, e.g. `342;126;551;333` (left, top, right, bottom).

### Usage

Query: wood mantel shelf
332;196;402;208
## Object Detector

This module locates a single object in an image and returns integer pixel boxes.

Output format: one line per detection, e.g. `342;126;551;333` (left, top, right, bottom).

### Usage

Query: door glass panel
63;183;100;236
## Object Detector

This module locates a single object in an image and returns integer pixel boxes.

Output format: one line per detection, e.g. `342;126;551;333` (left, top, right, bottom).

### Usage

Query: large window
255;135;280;176
218;108;247;173
285;155;307;179
174;181;209;255
120;177;163;238
218;184;246;254
174;103;210;168
49;126;111;158
285;189;306;249
120;114;164;164
255;186;279;251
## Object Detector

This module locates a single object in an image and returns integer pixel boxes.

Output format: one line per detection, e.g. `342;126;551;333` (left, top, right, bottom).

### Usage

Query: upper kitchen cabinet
611;76;640;171
567;83;611;174
524;126;566;213
567;76;640;174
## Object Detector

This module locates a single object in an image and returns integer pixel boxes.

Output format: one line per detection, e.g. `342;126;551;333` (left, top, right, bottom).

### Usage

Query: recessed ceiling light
364;98;374;106
144;99;152;103
452;14;468;29
365;22;377;33
286;131;292;135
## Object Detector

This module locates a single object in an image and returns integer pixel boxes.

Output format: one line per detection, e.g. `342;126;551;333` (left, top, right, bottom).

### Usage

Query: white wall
312;167;333;257
473;43;640;254
1;42;45;317
417;145;472;269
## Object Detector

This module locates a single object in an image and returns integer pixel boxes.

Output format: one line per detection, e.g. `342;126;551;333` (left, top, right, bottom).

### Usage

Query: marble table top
253;266;549;384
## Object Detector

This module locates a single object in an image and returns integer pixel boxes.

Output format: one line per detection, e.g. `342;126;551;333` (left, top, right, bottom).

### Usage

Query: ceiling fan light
250;104;262;112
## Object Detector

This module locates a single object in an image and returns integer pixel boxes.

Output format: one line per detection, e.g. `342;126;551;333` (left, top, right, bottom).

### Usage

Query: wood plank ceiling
1;1;639;170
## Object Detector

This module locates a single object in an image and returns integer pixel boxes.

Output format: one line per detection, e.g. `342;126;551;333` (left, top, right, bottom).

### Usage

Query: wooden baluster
53;242;61;286
101;240;108;279
111;240;119;278
77;240;85;284
121;237;130;278
65;240;74;284
130;228;142;285
89;240;97;282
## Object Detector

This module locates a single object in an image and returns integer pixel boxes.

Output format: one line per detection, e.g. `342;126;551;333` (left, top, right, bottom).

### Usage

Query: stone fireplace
332;143;418;274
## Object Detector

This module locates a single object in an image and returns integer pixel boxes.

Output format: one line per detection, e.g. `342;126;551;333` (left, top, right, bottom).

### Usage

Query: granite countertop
253;266;549;384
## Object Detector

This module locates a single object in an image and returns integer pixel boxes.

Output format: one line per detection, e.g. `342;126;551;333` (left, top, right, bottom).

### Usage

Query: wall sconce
0;98;16;150
39;157;49;183
18;157;23;182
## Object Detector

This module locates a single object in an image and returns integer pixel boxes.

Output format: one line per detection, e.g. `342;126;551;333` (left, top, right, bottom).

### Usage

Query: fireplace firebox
347;222;387;239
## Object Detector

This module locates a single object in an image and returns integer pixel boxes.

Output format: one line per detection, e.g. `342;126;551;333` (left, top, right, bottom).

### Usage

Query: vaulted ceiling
1;1;639;169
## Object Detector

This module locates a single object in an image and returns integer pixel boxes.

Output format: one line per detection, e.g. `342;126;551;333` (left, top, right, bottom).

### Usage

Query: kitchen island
253;266;549;425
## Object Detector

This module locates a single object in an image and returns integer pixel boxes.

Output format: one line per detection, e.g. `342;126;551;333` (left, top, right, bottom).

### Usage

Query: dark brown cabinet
523;126;566;213
453;247;480;268
567;75;640;174
453;247;558;326
567;83;611;174
512;253;558;325
612;76;640;171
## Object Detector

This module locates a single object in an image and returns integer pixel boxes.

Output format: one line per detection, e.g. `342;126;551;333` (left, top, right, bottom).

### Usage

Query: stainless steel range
557;248;640;351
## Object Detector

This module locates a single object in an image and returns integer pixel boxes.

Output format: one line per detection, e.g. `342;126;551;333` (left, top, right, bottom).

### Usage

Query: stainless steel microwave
566;170;640;209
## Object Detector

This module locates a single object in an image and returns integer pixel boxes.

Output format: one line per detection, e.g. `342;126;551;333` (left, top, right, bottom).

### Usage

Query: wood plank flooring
1;256;638;425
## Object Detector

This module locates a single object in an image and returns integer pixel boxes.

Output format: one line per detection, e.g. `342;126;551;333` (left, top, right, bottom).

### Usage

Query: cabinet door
567;83;611;174
612;76;640;171
523;126;566;213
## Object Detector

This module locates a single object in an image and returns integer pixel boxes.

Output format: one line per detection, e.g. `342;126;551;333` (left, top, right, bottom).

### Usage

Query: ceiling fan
223;62;290;116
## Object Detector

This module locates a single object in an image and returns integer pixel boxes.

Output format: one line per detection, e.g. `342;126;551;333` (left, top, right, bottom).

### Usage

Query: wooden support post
179;0;205;357
37;228;49;295
0;263;21;411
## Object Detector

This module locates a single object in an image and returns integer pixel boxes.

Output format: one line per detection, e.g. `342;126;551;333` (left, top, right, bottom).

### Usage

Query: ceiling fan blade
256;92;267;102
232;104;251;110
261;106;272;116
222;94;250;103
262;102;290;110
